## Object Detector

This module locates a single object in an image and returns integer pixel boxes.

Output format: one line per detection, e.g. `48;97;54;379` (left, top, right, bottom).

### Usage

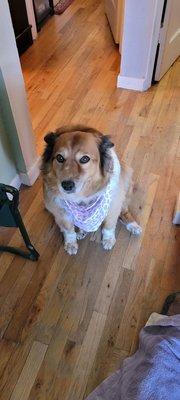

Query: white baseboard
20;156;41;186
117;74;150;91
10;174;21;189
8;156;40;190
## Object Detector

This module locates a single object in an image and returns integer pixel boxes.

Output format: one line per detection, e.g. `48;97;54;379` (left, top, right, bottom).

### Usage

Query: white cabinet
105;0;124;45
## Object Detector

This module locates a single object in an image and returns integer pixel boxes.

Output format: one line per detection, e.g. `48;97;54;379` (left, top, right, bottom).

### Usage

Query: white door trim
10;156;41;189
20;156;41;186
117;0;164;91
154;0;180;81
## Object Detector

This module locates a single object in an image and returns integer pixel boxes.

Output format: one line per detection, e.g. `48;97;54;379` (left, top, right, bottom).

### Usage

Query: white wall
0;68;21;186
117;0;164;91
0;0;39;186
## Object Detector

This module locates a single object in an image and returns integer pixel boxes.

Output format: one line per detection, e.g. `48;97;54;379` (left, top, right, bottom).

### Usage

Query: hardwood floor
0;0;180;399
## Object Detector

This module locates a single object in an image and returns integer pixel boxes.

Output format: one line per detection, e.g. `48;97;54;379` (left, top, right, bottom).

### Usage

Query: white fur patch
63;231;78;255
64;231;76;243
64;241;78;255
102;228;116;250
126;221;142;236
102;228;115;239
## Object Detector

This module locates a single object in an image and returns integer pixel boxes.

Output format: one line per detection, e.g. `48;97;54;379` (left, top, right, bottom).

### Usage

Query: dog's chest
55;184;113;232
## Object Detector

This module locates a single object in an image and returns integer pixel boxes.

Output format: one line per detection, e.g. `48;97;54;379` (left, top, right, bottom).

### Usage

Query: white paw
64;241;78;255
126;222;142;236
76;229;87;241
102;237;116;250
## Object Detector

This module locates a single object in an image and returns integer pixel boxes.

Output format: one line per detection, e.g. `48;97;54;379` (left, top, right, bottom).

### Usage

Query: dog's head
42;125;114;198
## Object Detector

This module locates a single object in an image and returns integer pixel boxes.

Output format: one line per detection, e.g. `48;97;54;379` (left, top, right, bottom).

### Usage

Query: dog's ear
44;132;59;145
99;135;114;174
42;132;59;164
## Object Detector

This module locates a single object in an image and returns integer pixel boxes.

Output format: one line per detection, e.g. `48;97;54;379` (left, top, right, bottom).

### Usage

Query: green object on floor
0;183;39;261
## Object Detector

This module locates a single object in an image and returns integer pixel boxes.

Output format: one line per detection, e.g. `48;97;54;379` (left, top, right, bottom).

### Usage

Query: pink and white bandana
62;182;113;232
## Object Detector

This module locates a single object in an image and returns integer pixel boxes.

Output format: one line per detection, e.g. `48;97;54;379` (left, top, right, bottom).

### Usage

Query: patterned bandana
62;181;113;232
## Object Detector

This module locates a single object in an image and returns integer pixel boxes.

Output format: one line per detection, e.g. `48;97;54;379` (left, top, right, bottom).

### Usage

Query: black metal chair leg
0;209;40;261
0;183;39;261
0;245;39;261
14;209;39;261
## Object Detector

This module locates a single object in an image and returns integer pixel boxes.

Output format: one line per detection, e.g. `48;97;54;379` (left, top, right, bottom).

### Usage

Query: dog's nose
61;180;75;192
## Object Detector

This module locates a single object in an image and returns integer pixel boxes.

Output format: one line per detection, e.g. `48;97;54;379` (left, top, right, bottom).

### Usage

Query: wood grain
9;341;47;400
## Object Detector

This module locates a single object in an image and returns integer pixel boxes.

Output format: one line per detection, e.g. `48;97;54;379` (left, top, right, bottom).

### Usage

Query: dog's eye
56;154;65;163
80;155;90;164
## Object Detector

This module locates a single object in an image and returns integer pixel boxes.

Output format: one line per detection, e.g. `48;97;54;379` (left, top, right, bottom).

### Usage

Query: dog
41;125;142;255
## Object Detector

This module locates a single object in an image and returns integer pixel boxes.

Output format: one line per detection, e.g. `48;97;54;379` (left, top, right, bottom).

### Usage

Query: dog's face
42;125;114;199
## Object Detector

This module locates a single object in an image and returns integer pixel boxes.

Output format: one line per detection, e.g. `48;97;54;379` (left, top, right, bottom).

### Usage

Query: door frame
117;0;164;91
154;0;180;81
0;0;40;187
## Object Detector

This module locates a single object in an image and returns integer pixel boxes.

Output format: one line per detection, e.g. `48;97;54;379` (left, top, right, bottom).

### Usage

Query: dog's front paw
126;221;142;236
102;237;116;250
76;229;87;241
102;228;116;250
64;241;78;255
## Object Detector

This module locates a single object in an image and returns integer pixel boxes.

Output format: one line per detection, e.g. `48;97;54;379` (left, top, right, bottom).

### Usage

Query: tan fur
42;125;141;254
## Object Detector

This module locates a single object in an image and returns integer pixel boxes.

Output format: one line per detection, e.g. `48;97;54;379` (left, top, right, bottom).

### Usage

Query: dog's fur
42;125;142;255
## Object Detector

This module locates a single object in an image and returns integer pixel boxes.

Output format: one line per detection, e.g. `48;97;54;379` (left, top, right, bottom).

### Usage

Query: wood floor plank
122;173;159;270
94;240;127;315
0;339;16;378
28;242;112;400
65;311;106;400
85;268;133;397
9;341;47;400
3;225;62;343
0;336;34;400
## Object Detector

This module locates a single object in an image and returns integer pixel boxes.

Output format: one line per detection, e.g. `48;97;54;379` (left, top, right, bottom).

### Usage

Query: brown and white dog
42;125;142;255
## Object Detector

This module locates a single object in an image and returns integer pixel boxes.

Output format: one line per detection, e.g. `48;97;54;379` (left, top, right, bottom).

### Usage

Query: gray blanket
86;315;180;400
